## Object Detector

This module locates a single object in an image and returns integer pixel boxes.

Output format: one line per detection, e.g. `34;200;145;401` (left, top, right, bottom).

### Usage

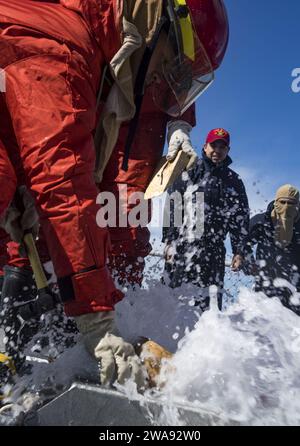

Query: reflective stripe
174;0;195;61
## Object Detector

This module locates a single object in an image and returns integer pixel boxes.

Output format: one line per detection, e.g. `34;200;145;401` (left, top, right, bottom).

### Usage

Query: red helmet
151;0;229;117
186;0;229;70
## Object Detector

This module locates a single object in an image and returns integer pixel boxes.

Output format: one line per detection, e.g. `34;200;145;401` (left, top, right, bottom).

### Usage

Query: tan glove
0;186;39;243
167;120;197;170
75;311;145;391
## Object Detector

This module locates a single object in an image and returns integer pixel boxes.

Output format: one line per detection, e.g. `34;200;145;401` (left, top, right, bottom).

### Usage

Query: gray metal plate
30;383;229;426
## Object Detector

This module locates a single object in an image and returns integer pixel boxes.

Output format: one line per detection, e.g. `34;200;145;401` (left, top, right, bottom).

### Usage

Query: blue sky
189;0;300;213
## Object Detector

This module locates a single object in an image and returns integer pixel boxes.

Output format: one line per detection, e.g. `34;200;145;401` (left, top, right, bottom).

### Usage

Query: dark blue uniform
162;152;249;310
242;201;300;315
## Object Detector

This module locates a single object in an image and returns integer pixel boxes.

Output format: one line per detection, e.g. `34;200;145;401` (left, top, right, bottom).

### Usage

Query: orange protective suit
0;0;195;308
0;0;123;316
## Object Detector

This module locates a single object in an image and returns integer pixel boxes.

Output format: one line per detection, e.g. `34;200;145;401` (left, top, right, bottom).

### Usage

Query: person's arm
236;211;265;275
167;104;196;129
162;103;197;246
228;179;250;259
178;104;196;128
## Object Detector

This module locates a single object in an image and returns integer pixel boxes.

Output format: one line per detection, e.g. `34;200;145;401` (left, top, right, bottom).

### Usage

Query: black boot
0;266;40;372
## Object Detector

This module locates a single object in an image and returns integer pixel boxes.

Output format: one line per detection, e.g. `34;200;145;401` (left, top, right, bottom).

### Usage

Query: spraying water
2;262;300;426
156;287;300;426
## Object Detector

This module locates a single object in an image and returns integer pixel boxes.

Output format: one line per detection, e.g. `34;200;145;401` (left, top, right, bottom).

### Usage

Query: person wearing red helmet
0;0;229;387
150;0;229;118
100;0;229;285
163;128;249;312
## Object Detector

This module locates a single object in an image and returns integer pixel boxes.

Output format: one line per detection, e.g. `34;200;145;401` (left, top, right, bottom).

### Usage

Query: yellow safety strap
174;0;195;61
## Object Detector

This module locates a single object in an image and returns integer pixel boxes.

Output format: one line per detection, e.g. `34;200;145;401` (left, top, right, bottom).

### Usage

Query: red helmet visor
151;30;214;117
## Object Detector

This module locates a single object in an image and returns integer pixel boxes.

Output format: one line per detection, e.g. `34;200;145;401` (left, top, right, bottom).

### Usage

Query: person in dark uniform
163;128;249;311
241;184;300;315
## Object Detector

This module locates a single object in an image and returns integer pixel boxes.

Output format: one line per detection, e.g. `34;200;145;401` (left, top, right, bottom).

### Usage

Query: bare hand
231;254;244;272
164;243;176;262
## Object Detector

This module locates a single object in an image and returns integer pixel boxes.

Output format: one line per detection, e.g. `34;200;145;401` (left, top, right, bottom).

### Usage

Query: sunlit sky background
149;0;300;244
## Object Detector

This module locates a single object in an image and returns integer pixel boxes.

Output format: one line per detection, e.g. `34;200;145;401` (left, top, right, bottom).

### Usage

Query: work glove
167;120;197;169
0;186;39;243
74;311;146;391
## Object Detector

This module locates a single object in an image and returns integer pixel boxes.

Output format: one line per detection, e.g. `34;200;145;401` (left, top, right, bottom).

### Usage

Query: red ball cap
206;128;230;145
